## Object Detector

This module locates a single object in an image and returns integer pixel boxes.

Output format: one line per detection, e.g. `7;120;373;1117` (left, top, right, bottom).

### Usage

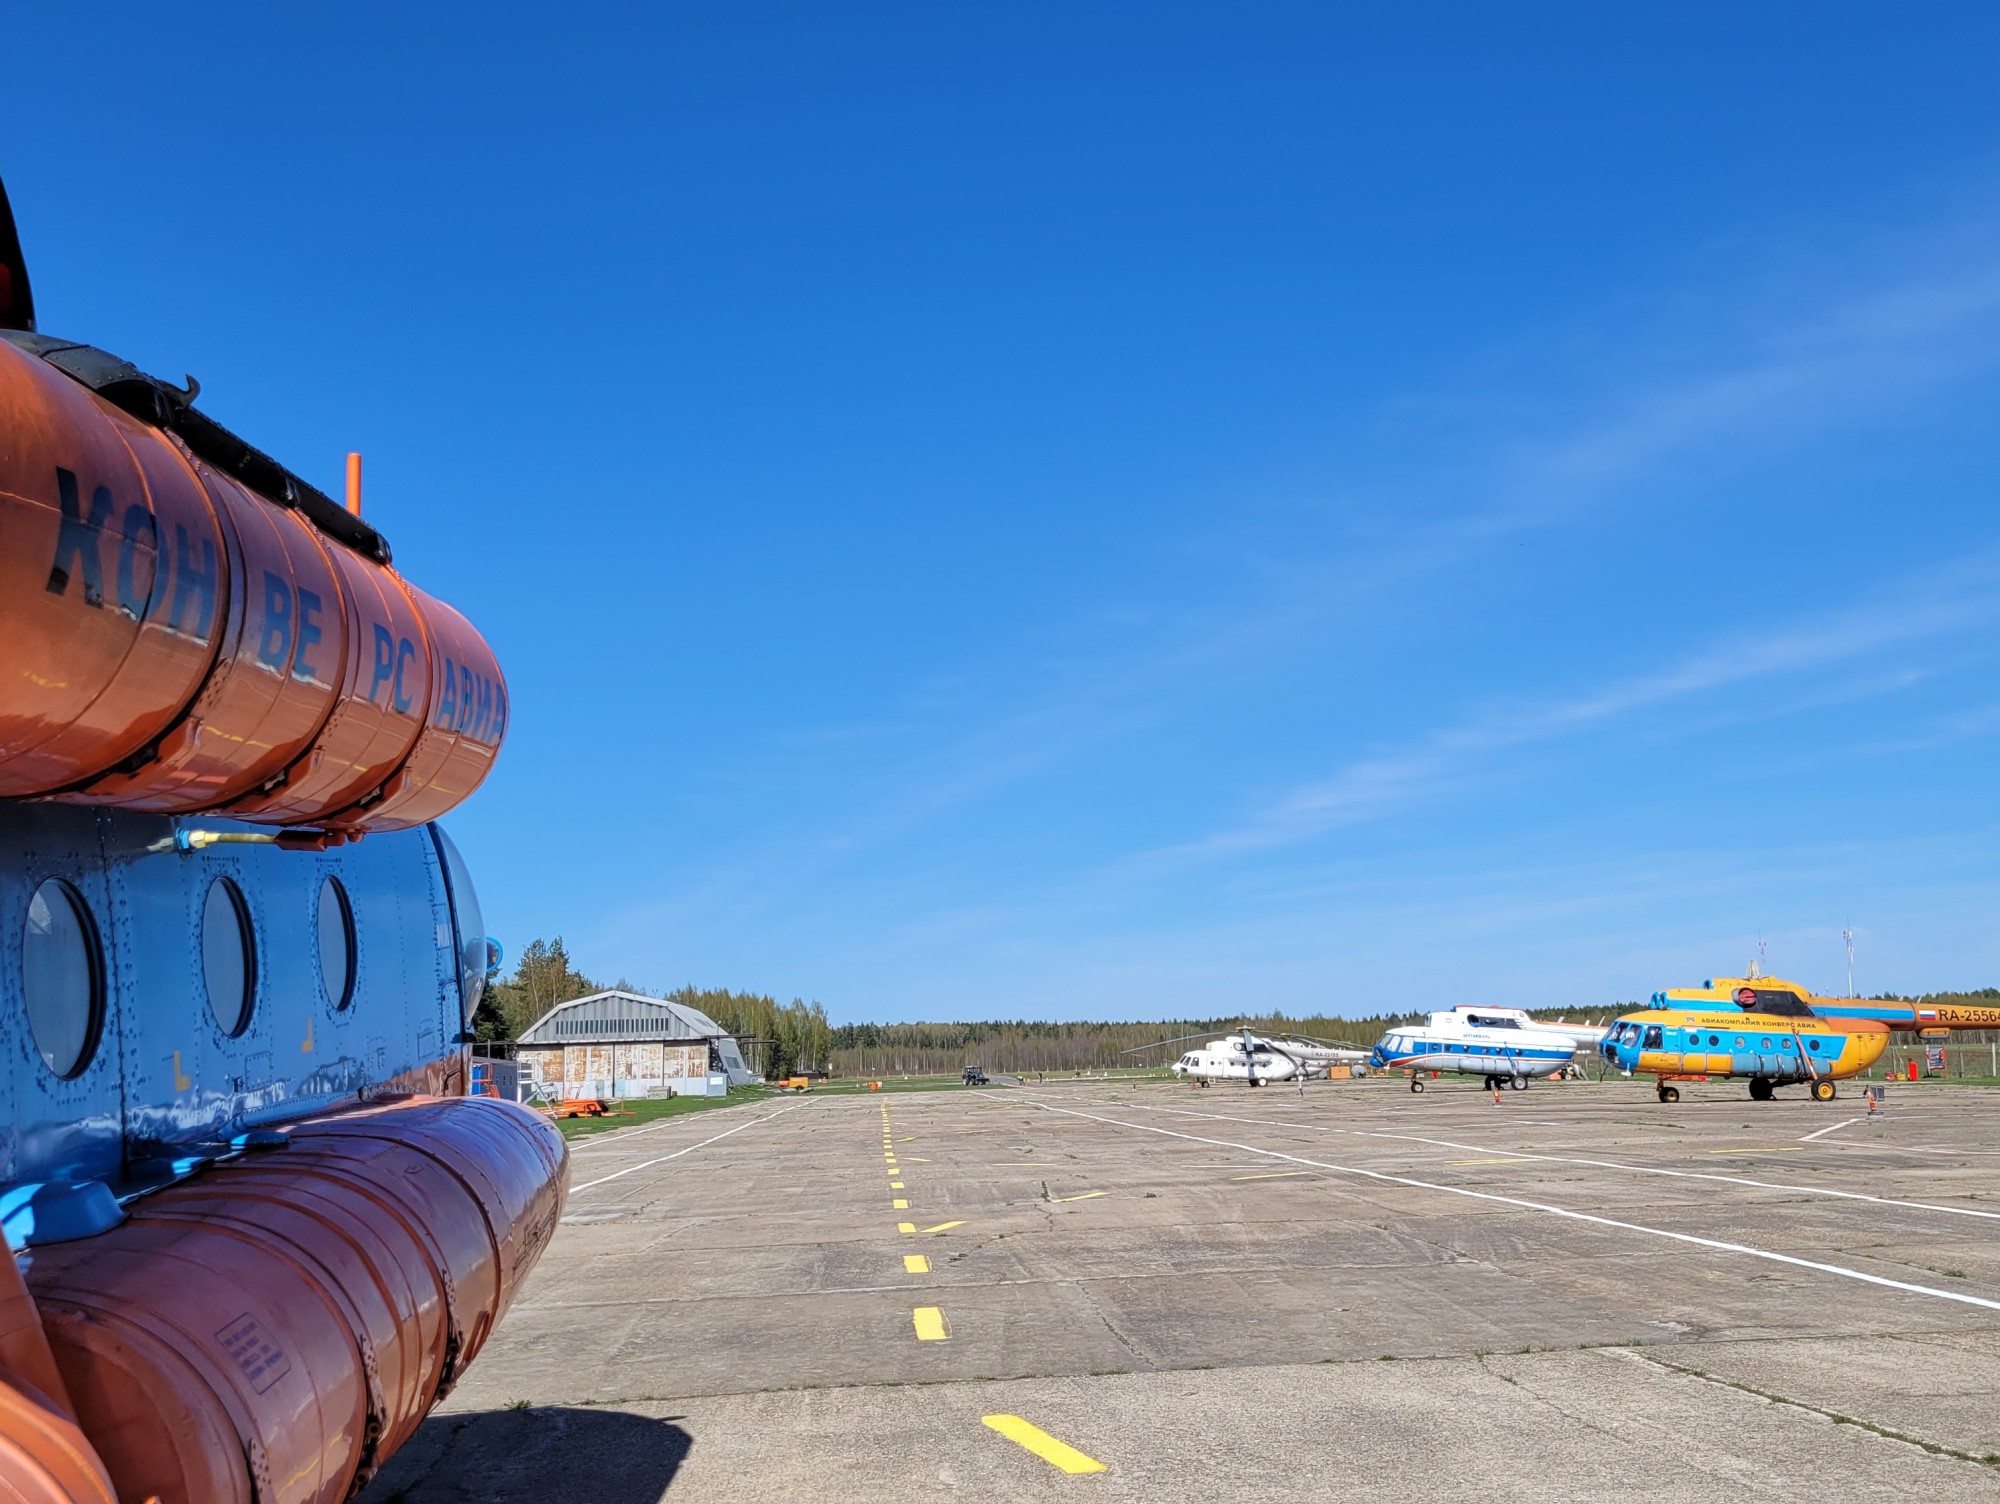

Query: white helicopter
1367;1006;1605;1093
1130;1026;1371;1086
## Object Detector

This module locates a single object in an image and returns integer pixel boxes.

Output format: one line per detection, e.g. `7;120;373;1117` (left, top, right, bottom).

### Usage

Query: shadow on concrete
355;1405;691;1503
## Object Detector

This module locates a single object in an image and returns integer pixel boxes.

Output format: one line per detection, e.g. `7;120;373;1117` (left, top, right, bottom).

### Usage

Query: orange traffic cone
1492;1090;1501;1105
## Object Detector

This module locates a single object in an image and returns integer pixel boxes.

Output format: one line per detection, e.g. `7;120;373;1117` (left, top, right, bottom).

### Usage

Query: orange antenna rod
345;452;362;515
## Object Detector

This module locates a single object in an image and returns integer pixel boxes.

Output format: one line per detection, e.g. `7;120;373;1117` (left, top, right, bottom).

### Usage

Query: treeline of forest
681;989;832;1081
829;1013;1487;1075
475;943;2000;1078
833;989;2000;1074
474;937;833;1080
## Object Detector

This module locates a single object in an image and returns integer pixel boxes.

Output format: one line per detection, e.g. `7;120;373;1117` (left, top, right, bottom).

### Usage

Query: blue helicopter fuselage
2;801;486;1213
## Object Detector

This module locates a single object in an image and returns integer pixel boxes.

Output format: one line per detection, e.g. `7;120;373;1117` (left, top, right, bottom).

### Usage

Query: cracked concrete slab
357;1079;2000;1502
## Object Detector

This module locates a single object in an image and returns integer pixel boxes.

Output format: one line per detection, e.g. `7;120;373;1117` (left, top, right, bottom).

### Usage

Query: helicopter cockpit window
429;825;487;1027
1741;988;1814;1017
1642;1026;1663;1049
317;875;356;1011
202;876;255;1038
23;878;103;1079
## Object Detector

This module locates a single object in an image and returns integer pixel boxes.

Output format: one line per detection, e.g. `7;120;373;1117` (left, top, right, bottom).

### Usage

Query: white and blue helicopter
1367;1006;1604;1093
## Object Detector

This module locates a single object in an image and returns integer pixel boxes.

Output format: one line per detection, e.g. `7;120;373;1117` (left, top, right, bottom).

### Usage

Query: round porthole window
317;876;355;1011
202;877;255;1037
23;879;103;1079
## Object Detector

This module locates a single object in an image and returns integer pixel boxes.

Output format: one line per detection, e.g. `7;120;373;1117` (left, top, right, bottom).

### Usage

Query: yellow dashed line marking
893;1198;909;1209
918;1221;965;1234
1052;1191;1107;1203
898;1221;917;1233
904;1254;931;1274
891;1180;905;1189
913;1307;950;1341
982;1415;1106;1474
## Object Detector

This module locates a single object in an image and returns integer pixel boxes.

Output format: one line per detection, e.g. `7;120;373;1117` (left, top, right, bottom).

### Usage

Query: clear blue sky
11;4;2000;1019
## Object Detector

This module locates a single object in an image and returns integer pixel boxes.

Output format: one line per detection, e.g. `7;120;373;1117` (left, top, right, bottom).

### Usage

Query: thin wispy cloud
1159;554;2000;861
590;195;2000;1012
1382;238;2000;544
903;209;2000;826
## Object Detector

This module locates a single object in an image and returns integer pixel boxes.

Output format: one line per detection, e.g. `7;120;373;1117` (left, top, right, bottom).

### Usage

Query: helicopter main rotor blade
1118;1023;1255;1056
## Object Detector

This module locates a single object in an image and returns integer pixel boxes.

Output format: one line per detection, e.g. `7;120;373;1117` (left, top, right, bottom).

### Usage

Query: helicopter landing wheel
1811;1078;1837;1102
1657;1084;1681;1104
1409;1077;1425;1094
1509;1076;1528;1092
1749;1078;1773;1102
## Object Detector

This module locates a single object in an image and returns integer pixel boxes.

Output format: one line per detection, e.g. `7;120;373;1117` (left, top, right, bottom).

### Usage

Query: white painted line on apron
1031;1101;2000;1314
571;1103;808;1192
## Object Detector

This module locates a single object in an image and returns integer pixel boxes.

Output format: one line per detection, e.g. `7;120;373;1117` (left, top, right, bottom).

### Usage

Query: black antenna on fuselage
0;177;36;332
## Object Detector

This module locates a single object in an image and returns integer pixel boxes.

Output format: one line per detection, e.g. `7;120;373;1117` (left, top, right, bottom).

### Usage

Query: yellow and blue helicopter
1600;974;1888;1103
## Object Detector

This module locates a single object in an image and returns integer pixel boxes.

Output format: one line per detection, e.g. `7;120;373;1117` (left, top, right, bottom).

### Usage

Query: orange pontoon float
0;176;567;1502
